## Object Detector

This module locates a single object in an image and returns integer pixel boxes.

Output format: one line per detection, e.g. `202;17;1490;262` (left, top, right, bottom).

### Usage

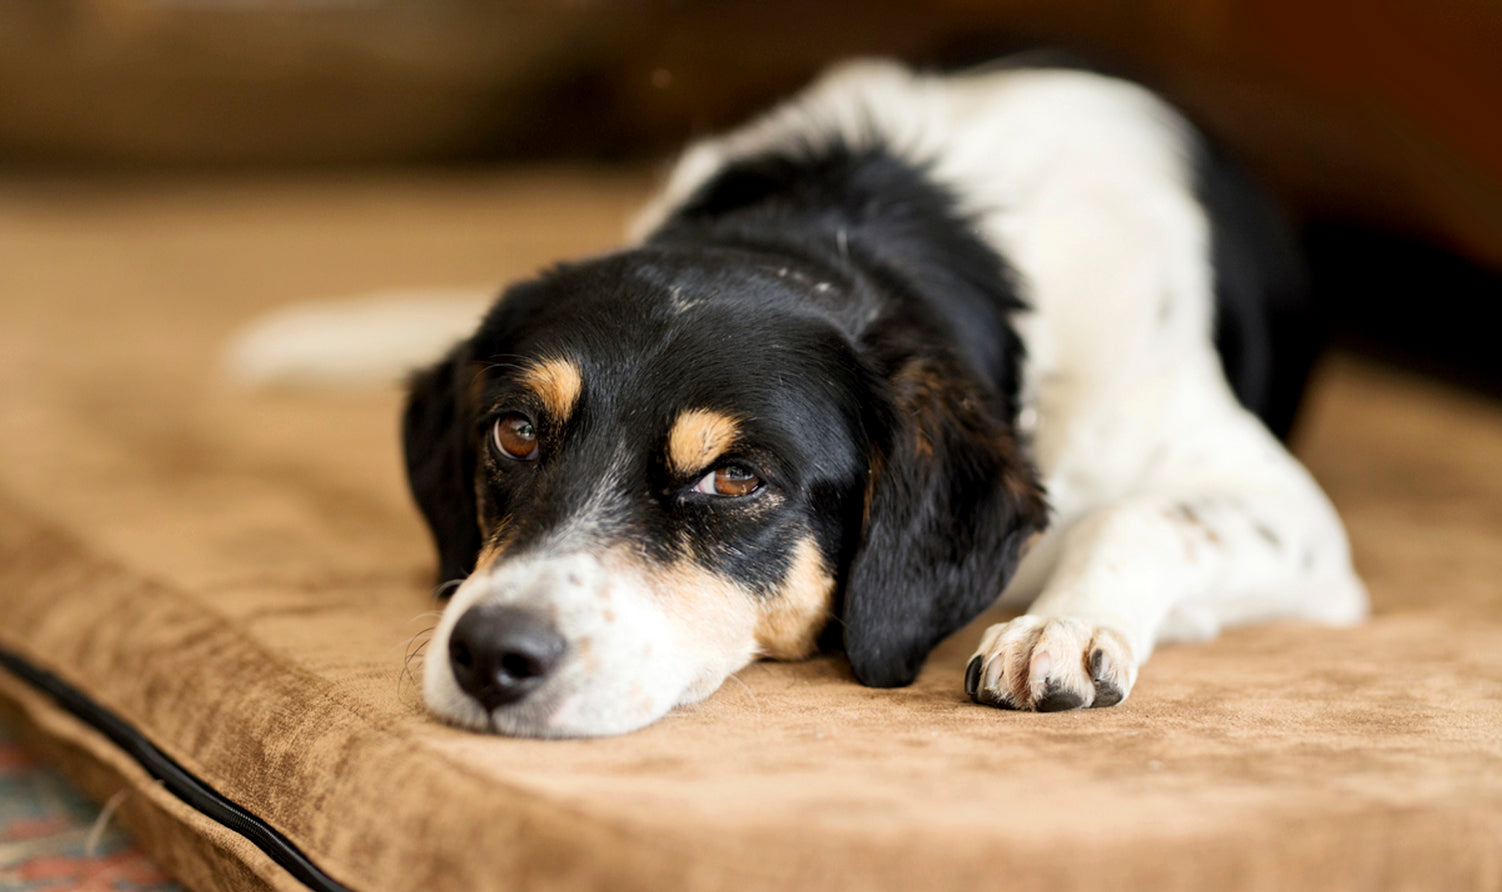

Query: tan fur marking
884;357;1048;533
472;518;514;572
755;537;836;660
604;537;832;681
521;358;583;420
893;360;945;461
615;549;760;687
474;541;505;572
667;409;741;474
913;429;934;458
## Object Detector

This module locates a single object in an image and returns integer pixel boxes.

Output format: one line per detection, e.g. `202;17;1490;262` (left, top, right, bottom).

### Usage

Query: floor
0;719;177;891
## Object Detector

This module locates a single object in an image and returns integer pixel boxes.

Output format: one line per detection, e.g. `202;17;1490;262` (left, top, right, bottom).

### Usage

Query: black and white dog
242;59;1367;736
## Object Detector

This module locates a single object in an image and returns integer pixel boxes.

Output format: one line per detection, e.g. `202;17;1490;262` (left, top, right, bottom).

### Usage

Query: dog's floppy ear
402;344;482;589
841;355;1047;688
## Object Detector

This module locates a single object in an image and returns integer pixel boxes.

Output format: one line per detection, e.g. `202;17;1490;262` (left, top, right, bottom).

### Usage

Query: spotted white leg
968;418;1367;712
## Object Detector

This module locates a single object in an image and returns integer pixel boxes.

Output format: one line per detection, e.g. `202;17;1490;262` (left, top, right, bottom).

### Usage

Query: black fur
658;141;1047;687
1195;141;1317;440
403;345;482;587
658;141;1028;418
404;137;1047;689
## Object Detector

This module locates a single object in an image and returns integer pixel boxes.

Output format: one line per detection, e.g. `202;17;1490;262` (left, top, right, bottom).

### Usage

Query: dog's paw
964;616;1136;711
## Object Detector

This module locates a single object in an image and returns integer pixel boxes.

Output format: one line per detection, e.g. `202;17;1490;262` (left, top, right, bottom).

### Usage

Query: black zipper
0;648;353;892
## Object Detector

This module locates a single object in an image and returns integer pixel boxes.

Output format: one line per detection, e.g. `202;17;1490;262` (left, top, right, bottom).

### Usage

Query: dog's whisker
385;622;435;659
397;644;432;702
433;578;465;601
403;631;434;667
397;626;437;700
724;671;763;724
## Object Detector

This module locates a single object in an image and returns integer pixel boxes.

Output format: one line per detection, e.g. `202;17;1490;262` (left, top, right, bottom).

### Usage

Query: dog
342;58;1370;737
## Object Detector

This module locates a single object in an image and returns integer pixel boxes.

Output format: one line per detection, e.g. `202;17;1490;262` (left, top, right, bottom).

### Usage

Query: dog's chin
420;655;737;738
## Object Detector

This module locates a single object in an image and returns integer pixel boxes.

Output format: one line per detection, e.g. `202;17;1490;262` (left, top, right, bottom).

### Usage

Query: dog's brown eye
492;414;539;460
693;464;761;497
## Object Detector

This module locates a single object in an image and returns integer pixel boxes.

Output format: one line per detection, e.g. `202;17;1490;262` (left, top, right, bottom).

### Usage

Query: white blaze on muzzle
422;549;760;738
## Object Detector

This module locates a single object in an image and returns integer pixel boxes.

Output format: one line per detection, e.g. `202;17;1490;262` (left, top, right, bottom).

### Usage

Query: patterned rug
0;720;178;892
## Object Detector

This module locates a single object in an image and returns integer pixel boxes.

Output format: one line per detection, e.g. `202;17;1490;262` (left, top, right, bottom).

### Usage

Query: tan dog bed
1;171;1499;891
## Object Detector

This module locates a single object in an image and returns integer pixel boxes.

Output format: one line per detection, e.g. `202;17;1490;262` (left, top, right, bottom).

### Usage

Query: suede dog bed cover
1;171;1499;892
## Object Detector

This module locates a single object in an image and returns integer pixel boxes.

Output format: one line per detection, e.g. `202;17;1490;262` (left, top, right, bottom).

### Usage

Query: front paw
964;616;1136;711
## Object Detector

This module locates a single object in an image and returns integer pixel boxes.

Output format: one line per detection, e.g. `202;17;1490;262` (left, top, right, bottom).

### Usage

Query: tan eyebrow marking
666;409;741;475
520;358;583;421
755;536;835;660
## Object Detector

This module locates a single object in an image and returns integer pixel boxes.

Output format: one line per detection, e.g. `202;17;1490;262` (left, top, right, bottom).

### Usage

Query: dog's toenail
1092;681;1124;708
965;656;983;697
1036;683;1086;712
984;691;1021;710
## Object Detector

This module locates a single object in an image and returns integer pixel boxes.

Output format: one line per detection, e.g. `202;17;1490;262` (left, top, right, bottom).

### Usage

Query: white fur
642;59;1367;710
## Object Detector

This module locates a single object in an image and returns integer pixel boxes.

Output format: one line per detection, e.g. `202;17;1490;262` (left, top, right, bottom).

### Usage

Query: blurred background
1;0;1499;386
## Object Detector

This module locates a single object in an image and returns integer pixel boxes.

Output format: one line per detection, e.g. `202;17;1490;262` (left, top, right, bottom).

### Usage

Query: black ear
841;355;1048;688
402;345;482;589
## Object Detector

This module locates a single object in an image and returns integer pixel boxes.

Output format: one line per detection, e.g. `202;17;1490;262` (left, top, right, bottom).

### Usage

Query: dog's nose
447;605;566;711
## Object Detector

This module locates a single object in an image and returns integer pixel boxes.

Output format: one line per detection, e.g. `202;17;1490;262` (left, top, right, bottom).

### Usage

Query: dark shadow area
1306;221;1502;402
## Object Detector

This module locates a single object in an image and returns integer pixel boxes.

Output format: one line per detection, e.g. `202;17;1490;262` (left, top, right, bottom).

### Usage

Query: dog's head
408;247;1045;736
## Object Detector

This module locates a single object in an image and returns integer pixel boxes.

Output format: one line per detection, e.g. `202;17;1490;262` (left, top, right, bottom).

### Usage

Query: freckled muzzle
423;551;756;737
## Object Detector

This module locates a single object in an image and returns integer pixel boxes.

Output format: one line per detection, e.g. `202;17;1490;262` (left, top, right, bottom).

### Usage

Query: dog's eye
492;414;539;461
692;464;761;497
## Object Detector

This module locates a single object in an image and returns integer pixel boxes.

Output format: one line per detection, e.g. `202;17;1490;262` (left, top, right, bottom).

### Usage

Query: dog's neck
645;139;1028;422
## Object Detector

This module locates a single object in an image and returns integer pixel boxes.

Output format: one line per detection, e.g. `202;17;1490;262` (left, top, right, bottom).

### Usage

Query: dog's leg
967;412;1367;711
